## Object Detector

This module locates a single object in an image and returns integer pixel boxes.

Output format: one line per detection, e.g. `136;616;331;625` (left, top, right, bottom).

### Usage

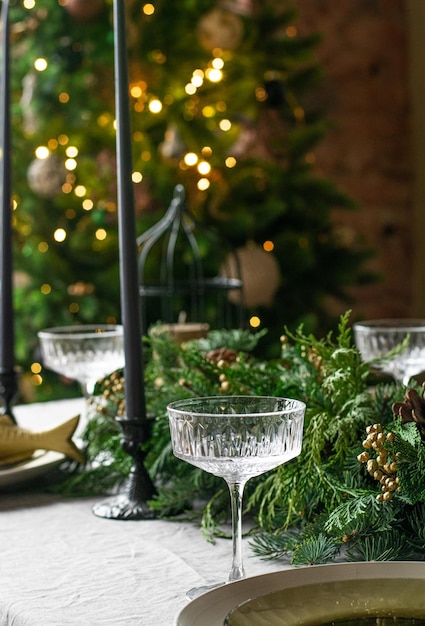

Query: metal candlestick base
92;417;157;520
0;368;19;424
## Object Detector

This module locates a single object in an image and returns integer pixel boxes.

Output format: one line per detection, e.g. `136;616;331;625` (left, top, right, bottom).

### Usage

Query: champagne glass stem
80;382;90;399
227;479;247;582
79;380;96;422
84;381;96;398
402;372;413;387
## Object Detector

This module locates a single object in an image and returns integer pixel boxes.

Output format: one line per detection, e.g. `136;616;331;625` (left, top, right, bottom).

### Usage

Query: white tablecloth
0;400;287;626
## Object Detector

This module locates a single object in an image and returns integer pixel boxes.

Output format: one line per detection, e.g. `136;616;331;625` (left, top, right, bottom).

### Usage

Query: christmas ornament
228;118;269;160
393;387;425;440
220;0;254;16
159;125;186;161
63;0;105;23
221;240;281;308
205;347;239;366
20;71;38;134
27;155;67;198
197;8;244;51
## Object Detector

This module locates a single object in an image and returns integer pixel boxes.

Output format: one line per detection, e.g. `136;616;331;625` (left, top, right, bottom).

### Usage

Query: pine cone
205;347;238;366
392;387;425;440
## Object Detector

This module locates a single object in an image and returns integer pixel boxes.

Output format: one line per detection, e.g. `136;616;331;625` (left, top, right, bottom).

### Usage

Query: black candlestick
0;0;18;423
92;0;155;520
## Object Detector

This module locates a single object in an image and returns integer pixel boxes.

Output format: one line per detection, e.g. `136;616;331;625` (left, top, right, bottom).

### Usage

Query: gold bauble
197;8;244;51
221;241;281;308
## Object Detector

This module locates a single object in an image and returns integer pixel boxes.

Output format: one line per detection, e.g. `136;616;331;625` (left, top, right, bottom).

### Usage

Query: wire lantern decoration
137;185;244;332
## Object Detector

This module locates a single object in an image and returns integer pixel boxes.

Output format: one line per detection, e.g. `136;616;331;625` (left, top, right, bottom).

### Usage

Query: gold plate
176;562;425;626
0;450;64;489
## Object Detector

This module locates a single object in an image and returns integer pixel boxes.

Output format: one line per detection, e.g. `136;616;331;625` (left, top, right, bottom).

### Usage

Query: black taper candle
92;0;156;519
0;0;18;422
113;0;144;421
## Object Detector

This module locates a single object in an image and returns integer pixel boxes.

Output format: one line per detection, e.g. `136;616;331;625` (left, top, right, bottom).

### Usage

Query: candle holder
0;368;18;424
92;416;156;520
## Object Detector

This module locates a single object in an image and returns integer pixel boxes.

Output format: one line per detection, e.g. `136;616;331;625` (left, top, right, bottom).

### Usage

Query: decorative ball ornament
159;125;186;161
221;241;281;308
27;156;67;199
197;8;244;51
63;0;105;23
220;0;254;16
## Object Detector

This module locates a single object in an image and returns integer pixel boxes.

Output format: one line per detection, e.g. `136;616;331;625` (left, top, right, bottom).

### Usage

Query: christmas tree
8;0;372;397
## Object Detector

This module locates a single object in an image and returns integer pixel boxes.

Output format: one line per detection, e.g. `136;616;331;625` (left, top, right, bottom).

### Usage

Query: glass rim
167;395;306;418
353;319;425;331
38;324;124;339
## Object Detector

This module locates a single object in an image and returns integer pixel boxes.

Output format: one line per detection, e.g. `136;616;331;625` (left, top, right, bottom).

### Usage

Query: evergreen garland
58;312;425;563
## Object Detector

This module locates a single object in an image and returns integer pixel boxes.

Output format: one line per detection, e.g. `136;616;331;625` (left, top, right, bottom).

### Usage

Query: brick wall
295;0;413;321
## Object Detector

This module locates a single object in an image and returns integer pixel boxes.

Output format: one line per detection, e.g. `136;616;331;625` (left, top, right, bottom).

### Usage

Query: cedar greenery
59;311;425;563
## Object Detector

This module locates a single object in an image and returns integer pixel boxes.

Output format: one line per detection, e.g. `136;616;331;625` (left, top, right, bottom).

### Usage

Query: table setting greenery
59;311;425;566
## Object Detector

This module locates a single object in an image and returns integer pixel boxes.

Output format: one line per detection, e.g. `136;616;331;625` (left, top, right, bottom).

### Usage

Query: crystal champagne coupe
353;319;425;386
38;324;125;398
167;395;306;599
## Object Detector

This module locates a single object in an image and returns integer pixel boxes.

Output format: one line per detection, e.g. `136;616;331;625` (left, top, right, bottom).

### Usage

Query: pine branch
405;502;425;555
346;530;414;562
249;528;301;561
291;533;340;566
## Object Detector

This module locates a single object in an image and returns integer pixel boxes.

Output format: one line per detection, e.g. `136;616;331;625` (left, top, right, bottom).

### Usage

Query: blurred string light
197;161;211;175
197;178;210;191
30;360;42;387
184;152;198;167
263;240;274;252
132;171;143;183
148;98;162;113
74;185;86;197
95;228;107;241
65;157;77;171
142;4;155;16
35;146;49;159
130;84;143;98
66;146;78;158
249;316;261;328
34;57;47;71
54;228;67;242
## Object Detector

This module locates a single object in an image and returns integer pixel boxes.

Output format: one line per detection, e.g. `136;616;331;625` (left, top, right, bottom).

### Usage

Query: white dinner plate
175;561;425;626
0;450;64;489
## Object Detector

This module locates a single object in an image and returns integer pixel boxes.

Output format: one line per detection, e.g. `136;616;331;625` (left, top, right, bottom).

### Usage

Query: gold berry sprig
92;370;126;418
357;423;400;502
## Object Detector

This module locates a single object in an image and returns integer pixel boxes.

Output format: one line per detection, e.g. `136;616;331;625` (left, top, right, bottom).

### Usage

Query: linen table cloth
0;400;286;625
